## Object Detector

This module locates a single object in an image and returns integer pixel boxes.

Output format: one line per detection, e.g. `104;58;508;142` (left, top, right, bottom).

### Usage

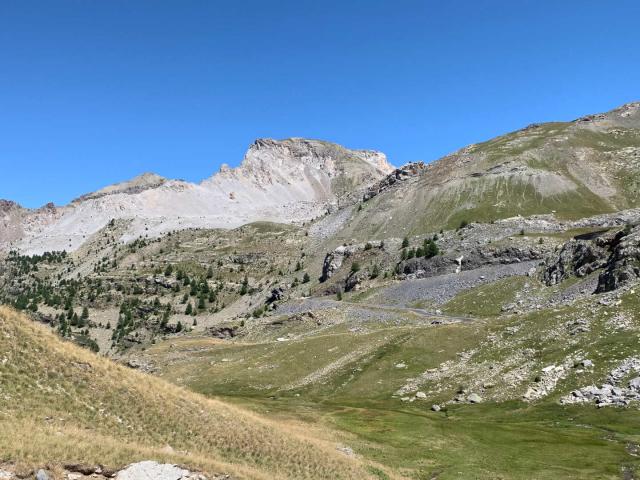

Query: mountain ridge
0;138;392;254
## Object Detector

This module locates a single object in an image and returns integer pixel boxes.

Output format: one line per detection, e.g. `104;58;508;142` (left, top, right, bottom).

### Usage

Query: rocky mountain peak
240;137;391;178
204;138;393;194
73;172;167;203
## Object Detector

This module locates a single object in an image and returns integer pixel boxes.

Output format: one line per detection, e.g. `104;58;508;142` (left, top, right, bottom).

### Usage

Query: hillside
0;306;379;480
333;102;640;241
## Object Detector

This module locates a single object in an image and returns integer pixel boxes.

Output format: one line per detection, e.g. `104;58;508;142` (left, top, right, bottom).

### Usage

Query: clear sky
1;1;639;208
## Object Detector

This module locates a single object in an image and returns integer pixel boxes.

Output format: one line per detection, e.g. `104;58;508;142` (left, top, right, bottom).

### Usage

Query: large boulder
116;461;190;480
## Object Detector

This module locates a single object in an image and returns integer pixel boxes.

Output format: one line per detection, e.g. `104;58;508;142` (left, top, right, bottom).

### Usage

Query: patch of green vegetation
329;401;640;479
441;179;614;231
442;276;530;316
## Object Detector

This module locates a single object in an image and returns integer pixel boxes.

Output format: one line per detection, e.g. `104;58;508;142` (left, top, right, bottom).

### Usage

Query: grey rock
629;377;640;390
543;238;610;286
266;286;285;304
320;245;358;282
431;404;441;412
336;445;355;457
467;393;482;403
597;226;640;292
35;470;48;480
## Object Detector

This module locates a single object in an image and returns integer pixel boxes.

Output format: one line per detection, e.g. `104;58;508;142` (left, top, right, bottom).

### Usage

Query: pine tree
302;272;310;283
371;264;380;279
185;303;192;315
81;306;89;320
160;311;169;330
424;239;439;258
240;276;248;295
401;236;409;248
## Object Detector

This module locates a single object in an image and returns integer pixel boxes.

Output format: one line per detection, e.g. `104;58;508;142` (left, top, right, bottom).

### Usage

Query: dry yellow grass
0;307;378;479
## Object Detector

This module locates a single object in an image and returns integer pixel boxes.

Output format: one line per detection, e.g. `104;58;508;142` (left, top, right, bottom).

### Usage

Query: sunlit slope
0;306;375;480
336;103;640;240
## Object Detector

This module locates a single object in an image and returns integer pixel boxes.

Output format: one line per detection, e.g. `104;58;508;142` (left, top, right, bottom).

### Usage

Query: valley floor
129;273;640;479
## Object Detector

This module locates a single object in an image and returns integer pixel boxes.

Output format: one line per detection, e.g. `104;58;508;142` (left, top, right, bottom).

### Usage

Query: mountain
0;138;392;255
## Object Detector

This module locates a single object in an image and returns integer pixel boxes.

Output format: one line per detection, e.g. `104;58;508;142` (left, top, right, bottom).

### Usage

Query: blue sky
1;1;639;208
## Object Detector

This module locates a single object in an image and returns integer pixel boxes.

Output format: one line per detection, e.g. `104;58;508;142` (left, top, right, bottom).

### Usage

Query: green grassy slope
329;106;640;241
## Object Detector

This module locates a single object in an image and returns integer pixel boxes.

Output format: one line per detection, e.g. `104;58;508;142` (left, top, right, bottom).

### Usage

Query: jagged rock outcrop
266;285;286;304
320;245;359;282
400;246;545;278
597;226;640;292
207;325;238;339
540;224;640;292
344;269;369;292
363;162;427;201
543;239;611;286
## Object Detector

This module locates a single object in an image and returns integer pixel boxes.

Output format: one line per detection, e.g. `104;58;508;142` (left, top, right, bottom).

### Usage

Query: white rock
467;393;482;403
629;377;640;390
116;461;189;480
415;391;427;399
